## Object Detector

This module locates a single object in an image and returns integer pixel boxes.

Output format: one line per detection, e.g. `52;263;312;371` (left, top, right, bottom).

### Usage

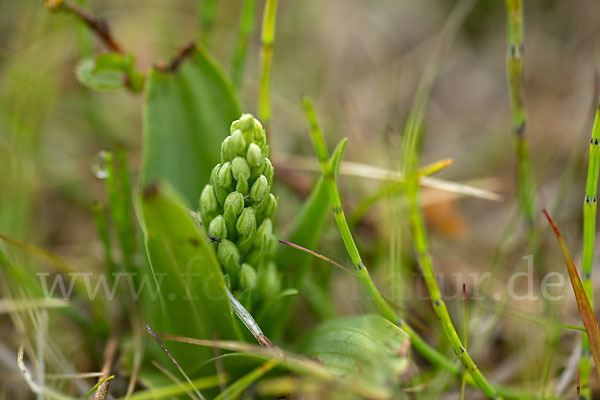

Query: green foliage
141;46;241;204
137;182;240;373
301;314;410;398
76;53;144;92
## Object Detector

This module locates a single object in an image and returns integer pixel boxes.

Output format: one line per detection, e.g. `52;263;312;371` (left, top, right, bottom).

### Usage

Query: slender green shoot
302;96;496;398
461;284;467;400
505;0;536;226
232;0;257;89
84;375;114;400
199;0;219;47
259;0;279;131
92;203;115;276
104;149;136;274
579;96;600;398
214;360;278;400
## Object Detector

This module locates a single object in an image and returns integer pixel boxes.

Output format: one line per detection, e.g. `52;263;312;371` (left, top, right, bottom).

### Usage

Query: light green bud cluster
199;114;279;299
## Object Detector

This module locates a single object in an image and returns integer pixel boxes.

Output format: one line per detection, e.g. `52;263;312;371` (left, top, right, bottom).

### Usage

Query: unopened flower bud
229;129;246;156
231;156;251;181
208;215;227;239
264;194;278;219
224;191;244;216
236;176;249;195
237;114;254;132
217;161;233;189
221;137;231;162
264;159;274;185
236;207;256;237
218;239;240;284
255;218;273;247
200;184;218;213
250;175;269;203
246;143;263;168
240;263;257;290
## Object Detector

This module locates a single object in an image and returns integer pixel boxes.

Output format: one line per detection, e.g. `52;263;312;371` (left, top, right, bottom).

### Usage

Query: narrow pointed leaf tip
542;209;600;381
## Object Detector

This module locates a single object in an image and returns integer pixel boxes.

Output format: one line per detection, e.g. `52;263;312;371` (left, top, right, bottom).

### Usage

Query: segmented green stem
232;0;257;89
579;97;600;399
302;97;497;399
199;0;219;47
505;0;536;226
259;0;278;130
404;163;496;398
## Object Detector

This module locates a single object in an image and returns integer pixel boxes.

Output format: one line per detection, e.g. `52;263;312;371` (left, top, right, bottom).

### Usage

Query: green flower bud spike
199;114;279;300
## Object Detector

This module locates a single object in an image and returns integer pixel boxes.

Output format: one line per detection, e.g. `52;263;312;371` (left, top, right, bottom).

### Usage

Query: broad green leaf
141;46;241;205
301;314;410;398
260;139;346;337
137;182;240;374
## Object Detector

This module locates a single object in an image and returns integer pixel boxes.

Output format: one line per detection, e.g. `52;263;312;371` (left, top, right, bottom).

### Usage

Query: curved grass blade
214;359;278;400
118;374;226;400
542;209;600;383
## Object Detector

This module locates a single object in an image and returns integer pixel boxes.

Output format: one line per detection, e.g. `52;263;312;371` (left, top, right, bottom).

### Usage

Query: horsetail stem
199;0;218;47
505;0;536;227
579;96;600;399
259;0;278;131
302;96;497;399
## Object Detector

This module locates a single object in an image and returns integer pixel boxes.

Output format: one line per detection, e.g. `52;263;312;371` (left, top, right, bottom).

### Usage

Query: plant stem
46;0;123;53
505;0;536;226
232;0;257;89
259;0;279;132
579;96;600;399
302;96;497;399
199;0;219;48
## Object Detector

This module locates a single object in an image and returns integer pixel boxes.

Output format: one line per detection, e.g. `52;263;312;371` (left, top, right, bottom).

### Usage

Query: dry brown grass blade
542;209;600;382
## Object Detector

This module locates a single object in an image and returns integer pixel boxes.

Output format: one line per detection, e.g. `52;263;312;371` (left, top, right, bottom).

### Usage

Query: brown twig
93;335;119;400
155;42;197;73
46;0;124;53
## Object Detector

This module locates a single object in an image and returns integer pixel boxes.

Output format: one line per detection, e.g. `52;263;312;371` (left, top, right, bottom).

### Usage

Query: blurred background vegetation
2;0;600;398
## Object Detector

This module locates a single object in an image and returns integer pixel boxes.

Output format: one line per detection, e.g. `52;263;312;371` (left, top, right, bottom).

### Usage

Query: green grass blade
231;0;257;89
119;374;226;400
505;0;536;226
543;209;600;383
105;149;137;274
214;359;278;400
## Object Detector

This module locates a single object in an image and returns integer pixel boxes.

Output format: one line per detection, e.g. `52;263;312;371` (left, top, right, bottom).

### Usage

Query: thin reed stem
505;0;536;226
579;96;600;399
